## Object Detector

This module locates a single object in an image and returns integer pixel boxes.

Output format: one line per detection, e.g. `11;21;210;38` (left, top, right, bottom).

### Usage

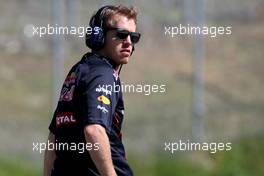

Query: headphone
86;5;113;51
85;5;135;55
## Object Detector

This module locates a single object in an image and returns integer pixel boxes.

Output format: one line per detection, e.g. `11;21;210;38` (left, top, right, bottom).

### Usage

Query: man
44;5;141;176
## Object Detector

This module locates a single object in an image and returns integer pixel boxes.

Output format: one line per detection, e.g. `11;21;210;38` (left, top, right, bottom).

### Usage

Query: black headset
85;5;114;51
85;5;135;54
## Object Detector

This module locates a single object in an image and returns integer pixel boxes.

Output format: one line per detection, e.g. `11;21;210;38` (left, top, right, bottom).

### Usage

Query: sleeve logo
97;95;110;105
56;112;76;127
97;105;109;113
59;72;76;102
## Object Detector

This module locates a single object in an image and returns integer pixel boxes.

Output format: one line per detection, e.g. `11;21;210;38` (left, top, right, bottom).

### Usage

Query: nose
123;35;132;45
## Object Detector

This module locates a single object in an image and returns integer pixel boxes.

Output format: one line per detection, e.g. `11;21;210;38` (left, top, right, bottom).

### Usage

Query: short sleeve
80;68;118;132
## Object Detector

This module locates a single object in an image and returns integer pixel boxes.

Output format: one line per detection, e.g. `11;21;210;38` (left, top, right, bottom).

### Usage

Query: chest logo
97;95;110;105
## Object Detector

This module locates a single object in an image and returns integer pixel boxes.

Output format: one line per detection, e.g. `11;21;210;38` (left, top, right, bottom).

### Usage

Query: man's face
102;15;136;65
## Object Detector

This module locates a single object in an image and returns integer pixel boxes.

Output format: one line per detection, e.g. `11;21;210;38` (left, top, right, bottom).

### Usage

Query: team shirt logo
56;112;76;127
95;86;112;95
59;72;76;101
60;86;75;101
64;72;76;86
97;105;109;113
97;95;110;105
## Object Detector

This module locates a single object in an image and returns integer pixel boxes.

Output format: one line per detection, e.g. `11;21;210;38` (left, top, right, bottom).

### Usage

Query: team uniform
49;53;133;176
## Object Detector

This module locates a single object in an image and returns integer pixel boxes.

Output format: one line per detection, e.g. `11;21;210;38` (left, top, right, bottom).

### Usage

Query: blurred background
0;0;264;175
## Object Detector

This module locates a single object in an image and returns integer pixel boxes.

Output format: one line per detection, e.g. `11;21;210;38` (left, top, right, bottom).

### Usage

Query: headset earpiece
85;26;104;50
85;6;113;51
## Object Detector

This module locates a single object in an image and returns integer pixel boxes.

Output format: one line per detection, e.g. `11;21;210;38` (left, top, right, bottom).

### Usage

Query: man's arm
44;132;56;176
84;124;117;176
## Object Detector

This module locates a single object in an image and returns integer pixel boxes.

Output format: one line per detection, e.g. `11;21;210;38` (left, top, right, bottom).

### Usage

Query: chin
120;57;129;64
116;56;129;64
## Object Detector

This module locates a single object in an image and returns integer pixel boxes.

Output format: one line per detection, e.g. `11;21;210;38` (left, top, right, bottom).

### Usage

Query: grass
0;157;41;176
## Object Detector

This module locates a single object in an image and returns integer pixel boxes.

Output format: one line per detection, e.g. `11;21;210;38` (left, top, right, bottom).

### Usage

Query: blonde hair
90;5;138;28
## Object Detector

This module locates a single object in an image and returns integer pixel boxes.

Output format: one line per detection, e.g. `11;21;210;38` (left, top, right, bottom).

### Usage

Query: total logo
97;105;108;114
56;112;76;127
97;95;110;105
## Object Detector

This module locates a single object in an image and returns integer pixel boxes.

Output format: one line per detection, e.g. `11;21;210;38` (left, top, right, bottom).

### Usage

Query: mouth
120;49;131;56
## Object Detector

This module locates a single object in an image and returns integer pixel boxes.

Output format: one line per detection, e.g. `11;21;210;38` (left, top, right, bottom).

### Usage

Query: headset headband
90;5;114;28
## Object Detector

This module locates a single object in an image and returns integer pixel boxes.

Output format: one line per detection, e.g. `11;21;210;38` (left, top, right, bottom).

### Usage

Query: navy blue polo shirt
49;53;133;176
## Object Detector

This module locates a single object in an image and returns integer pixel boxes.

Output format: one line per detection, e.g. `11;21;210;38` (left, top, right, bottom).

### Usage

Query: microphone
130;45;135;56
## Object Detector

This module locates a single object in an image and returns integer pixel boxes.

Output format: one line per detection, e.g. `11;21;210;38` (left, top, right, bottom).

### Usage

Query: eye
130;33;141;43
116;30;129;39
